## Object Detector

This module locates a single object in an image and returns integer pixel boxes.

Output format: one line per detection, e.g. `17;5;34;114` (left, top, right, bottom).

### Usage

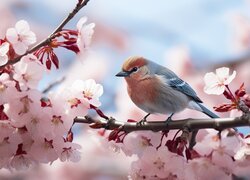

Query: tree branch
0;0;90;69
42;76;65;94
74;113;250;133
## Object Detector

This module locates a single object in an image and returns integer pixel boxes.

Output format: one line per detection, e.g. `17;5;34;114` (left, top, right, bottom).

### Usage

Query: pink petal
15;20;30;34
204;84;225;95
13;42;28;55
203;72;219;86
216;67;229;80
22;31;37;45
0;55;8;66
76;17;88;31
6;28;18;44
224;70;236;85
0;42;10;55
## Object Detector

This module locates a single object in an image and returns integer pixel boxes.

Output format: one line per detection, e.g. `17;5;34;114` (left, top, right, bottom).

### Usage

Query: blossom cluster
0;17;95;69
0;18;99;170
111;129;250;180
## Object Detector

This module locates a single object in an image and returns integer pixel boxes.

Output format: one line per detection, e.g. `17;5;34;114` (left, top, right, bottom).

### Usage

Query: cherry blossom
76;17;95;52
24;105;52;139
0;121;15;142
132;146;186;179
68;79;103;107
123;131;161;157
29;135;59;163
185;158;231;180
48;97;73;136
234;136;250;161
0;134;22;169
138;146;169;178
4;89;42;127
204;67;236;95
0;42;9;66
6;20;36;55
55;142;81;162
13;55;44;90
8;154;37;171
0;73;17;104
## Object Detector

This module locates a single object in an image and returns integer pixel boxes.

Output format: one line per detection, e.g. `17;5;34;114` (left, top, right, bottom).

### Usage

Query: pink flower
29;136;59;163
185;158;231;180
0;134;22;166
24;105;52;139
70;79;103;107
13;55;44;90
8;154;37;171
123;131;161;157
194;129;240;172
0;42;9;66
234;136;250;161
0;121;15;142
129;161;157;180
0;73;17;104
55;142;81;162
6;20;36;55
76;17;95;52
47;97;74;136
139;146;168;178
4;90;42;127
204;67;236;95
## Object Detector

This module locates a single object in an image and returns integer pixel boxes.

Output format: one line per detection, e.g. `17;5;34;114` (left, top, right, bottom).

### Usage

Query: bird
116;56;219;123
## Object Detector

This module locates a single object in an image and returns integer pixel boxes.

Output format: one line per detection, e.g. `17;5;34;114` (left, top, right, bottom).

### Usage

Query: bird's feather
167;77;203;103
153;63;202;103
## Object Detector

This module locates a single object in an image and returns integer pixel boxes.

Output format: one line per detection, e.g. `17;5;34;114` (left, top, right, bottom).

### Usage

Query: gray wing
167;77;202;103
152;63;202;103
153;63;202;103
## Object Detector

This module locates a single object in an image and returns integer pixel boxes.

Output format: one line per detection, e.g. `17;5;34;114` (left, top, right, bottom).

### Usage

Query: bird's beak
115;71;130;77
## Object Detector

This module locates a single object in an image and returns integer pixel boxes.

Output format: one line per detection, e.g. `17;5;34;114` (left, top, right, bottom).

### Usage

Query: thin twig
74;113;250;133
42;76;66;94
0;0;91;70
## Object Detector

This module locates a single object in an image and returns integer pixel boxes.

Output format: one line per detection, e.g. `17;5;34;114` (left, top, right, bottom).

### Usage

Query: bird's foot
137;113;150;126
165;113;174;126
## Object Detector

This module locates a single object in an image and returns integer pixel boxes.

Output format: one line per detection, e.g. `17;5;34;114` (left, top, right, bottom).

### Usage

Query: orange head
116;56;151;81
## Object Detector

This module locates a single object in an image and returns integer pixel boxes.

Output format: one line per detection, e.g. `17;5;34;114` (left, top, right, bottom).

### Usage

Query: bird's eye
131;67;138;72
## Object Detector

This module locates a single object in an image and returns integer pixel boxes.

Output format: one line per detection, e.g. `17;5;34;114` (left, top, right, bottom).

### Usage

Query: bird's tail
198;103;219;118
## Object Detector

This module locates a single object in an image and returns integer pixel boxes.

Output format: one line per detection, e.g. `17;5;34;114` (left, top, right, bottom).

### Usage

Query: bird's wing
166;77;202;103
148;60;203;103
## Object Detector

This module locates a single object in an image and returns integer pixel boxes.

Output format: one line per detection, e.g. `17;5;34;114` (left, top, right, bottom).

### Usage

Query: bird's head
116;56;151;81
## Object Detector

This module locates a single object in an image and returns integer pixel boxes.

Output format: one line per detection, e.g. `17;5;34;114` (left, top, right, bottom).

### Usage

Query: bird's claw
136;118;147;126
165;113;174;126
136;113;150;126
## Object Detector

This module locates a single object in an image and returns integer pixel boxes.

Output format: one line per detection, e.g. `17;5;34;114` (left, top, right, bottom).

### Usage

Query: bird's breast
127;78;157;104
125;76;190;114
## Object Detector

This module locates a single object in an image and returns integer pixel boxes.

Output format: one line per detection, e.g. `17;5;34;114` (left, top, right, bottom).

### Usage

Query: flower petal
216;67;229;80
13;42;28;55
6;28;18;44
0;42;10;55
76;17;88;31
224;70;236;85
15;20;30;34
0;55;8;66
204;72;219;86
204;84;225;95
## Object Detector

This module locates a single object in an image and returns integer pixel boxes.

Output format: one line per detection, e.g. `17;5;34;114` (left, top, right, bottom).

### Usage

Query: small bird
116;56;219;122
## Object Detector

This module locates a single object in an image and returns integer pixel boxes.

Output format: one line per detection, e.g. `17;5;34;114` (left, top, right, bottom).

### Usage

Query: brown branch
0;0;90;70
74;113;250;133
42;77;66;94
42;76;65;94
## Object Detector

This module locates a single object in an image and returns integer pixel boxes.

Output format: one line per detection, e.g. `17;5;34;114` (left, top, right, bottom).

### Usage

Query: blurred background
1;0;250;179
